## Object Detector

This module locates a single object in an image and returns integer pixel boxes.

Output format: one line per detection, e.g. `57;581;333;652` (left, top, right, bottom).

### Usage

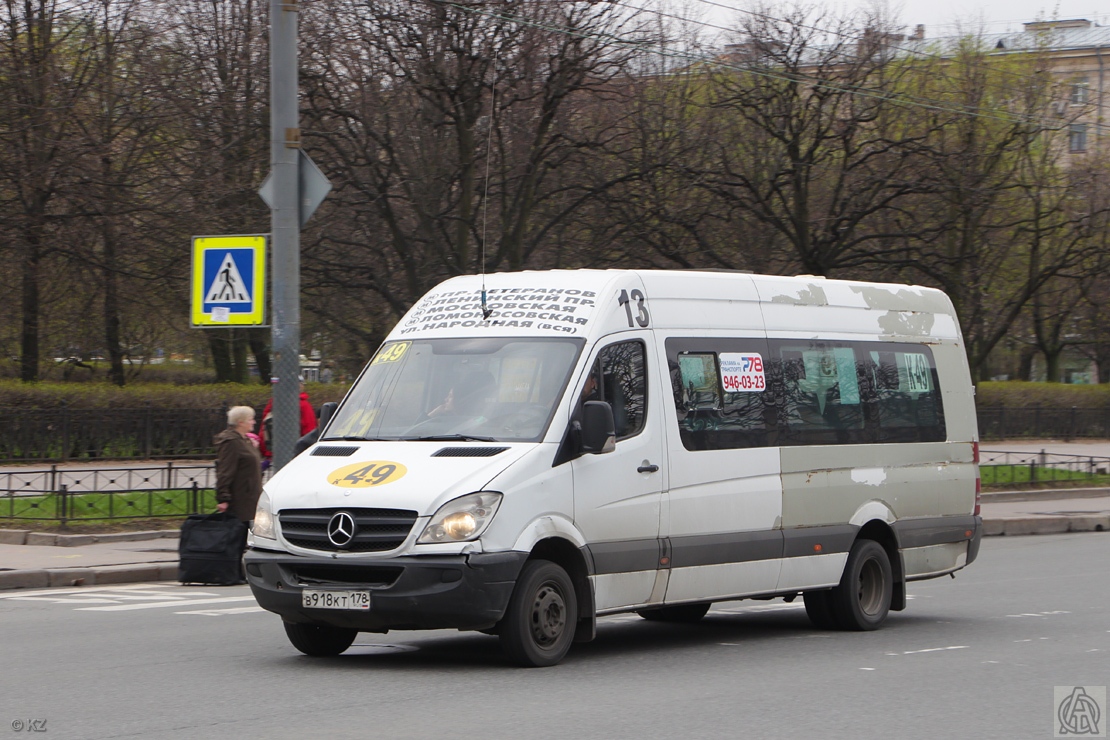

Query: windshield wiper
408;434;500;443
322;435;387;442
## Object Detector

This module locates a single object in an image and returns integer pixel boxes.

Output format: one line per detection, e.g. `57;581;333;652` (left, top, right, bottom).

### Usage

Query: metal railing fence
980;450;1110;487
977;407;1110;441
2;463;217;523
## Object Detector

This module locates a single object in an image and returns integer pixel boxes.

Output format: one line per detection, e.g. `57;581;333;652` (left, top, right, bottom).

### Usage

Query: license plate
301;590;370;611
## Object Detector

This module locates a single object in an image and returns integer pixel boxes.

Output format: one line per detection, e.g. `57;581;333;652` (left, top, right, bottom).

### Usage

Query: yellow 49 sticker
328;461;408;488
371;341;410;365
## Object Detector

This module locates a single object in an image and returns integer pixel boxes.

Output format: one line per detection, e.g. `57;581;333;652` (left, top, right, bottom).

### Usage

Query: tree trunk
1044;350;1062;383
102;215;126;387
248;327;271;384
231;330;250;384
20;236;40;382
206;330;234;382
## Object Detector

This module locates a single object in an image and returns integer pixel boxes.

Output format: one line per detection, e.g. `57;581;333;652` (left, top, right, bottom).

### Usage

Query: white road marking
4;587;218;605
176;606;265;616
888;643;967;656
860;667;875;671
78;596;255;612
0;583;189;599
1006;611;1071;618
8;597;124;604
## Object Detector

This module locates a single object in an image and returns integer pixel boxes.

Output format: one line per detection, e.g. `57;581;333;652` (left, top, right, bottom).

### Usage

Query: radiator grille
279;507;418;552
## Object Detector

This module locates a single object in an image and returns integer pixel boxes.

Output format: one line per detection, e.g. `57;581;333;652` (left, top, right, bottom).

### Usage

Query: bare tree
903;40;1103;379
158;0;270;383
693;4;932;275
0;0;99;381
299;0;649;336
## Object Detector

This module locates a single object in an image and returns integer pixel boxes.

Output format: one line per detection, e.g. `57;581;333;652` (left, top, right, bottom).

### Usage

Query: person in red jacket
259;375;317;466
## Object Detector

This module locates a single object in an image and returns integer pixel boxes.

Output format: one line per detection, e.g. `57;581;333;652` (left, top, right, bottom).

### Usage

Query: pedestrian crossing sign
191;235;267;327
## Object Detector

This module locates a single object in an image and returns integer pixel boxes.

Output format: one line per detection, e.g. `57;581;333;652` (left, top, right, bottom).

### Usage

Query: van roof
388;269;959;343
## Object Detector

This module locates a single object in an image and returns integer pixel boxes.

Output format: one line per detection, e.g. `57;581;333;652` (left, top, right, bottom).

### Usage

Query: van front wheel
499;559;578;667
283;621;358;656
829;539;893;631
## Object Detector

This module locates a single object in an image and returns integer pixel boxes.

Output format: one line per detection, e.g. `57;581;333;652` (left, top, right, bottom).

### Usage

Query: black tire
828;539;893;631
637;603;711;623
283;621;358;657
499;559;578;667
803;590;839;629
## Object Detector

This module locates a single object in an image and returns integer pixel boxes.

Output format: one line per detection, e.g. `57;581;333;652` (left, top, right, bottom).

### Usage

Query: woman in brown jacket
215;406;263;524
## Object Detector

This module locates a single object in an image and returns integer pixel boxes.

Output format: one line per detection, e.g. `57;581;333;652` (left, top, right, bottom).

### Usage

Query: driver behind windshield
428;370;497;422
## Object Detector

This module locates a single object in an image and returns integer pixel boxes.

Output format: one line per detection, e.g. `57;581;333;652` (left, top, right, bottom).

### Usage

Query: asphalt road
1;533;1107;740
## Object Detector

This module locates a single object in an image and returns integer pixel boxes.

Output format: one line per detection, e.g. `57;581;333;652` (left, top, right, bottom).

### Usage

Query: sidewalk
0;532;179;589
0;491;1107;591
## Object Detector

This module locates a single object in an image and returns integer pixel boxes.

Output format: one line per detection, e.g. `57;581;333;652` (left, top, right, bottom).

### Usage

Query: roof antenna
480;87;494;321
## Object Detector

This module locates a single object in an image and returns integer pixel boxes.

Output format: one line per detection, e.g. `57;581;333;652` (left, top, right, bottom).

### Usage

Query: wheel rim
857;557;885;616
529;580;567;648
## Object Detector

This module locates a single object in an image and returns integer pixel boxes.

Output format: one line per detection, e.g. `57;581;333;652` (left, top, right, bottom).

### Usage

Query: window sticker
679;354;719;408
834;348;860;405
904;352;932;392
371;341;410;365
719;353;765;393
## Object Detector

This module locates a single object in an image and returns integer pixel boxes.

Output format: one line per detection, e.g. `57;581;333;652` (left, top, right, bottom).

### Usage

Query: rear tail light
972;441;981;516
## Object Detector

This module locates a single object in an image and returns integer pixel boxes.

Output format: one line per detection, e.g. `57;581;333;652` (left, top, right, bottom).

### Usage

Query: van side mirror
580;400;616;454
318;402;338;431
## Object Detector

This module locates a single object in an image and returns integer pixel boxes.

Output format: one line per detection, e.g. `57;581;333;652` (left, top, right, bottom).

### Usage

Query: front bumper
244;548;528;632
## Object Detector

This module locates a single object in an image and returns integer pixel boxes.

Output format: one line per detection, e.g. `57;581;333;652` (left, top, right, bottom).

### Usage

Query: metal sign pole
269;0;300;471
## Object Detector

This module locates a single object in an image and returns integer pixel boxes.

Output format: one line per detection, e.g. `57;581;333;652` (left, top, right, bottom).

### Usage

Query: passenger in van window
429;370;496;420
580;368;600;403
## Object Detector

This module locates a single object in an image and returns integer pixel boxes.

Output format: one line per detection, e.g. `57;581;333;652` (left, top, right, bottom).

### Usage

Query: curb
983;514;1109;536
0;563;178;590
0;530;178;547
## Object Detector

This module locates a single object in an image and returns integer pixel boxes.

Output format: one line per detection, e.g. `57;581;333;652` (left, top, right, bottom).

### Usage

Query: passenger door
572;333;665;611
660;337;784;603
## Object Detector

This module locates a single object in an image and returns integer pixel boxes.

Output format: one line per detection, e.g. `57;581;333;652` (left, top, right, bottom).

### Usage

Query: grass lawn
980;464;1110;488
1;488;218;522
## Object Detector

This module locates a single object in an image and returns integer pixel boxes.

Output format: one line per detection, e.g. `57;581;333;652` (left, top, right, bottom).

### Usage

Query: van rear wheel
283;621;358;656
499;559;577;667
637;603;711;623
828;539;893;631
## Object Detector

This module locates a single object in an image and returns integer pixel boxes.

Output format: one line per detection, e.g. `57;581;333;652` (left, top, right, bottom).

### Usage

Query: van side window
668;340;772;451
866;349;944;441
666;338;945;450
775;344;866;444
589;341;647;439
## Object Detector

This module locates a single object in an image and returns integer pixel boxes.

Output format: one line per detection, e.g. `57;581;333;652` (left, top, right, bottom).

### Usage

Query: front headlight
417;492;502;544
252;490;275;539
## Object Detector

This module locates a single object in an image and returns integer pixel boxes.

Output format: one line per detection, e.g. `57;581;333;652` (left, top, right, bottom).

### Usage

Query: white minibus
245;270;981;666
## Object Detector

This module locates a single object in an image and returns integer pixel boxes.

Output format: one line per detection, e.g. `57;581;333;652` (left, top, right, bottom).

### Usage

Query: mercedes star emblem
327;511;356;547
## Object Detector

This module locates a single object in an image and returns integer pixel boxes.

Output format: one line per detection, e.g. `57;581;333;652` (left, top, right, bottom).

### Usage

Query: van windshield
324;337;586;443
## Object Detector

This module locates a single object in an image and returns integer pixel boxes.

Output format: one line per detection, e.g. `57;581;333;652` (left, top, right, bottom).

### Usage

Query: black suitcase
178;512;247;585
